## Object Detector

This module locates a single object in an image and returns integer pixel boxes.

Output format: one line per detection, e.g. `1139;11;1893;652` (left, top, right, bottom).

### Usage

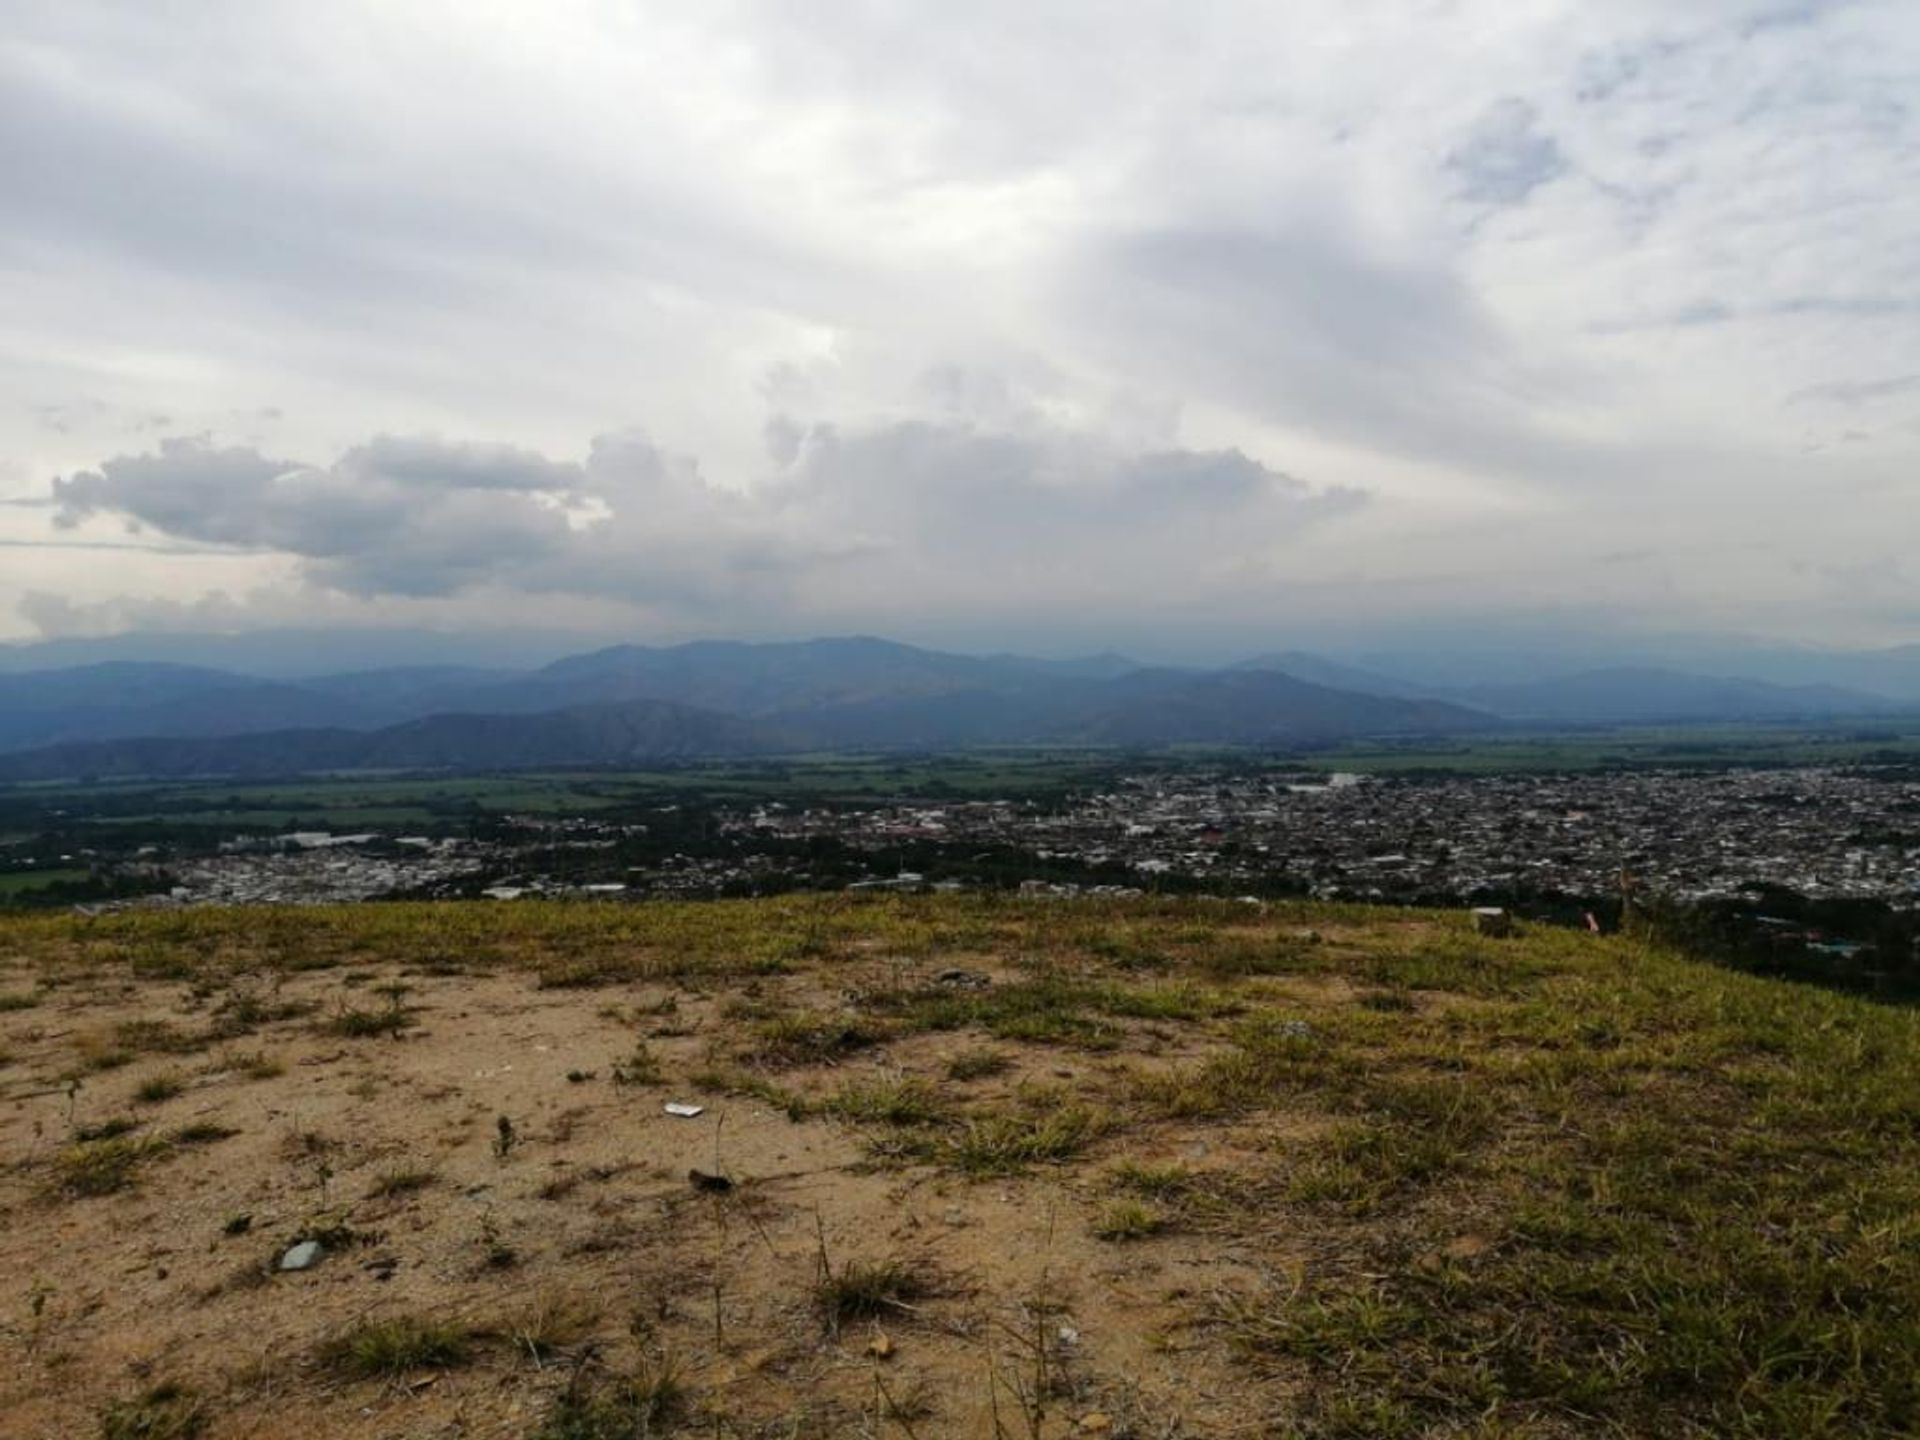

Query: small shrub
0;991;41;1012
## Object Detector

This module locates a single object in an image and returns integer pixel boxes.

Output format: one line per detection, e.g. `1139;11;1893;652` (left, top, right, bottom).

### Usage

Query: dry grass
316;1314;472;1377
3;894;1920;1438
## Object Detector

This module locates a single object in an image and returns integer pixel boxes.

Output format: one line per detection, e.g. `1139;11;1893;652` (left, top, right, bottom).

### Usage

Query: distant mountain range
0;634;1908;781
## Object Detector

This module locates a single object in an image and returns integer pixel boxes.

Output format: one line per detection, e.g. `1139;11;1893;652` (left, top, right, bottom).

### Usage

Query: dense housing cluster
744;766;1920;906
25;764;1920;923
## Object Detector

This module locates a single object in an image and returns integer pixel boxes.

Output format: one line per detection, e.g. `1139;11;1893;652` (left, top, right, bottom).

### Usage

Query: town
7;762;1911;921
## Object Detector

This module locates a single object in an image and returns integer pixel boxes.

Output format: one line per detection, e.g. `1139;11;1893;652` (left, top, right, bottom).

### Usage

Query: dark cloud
50;436;584;594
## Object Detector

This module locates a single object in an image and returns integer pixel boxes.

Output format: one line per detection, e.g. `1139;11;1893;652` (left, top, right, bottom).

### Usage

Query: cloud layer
45;422;1362;638
4;1;1920;651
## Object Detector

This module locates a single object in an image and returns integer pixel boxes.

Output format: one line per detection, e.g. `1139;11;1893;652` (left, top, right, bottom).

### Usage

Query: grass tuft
945;1047;1012;1081
535;1361;685;1439
813;1258;933;1332
1094;1198;1165;1241
97;1382;206;1440
367;1165;438;1199
944;1100;1107;1176
134;1072;186;1104
56;1135;168;1197
317;1315;472;1378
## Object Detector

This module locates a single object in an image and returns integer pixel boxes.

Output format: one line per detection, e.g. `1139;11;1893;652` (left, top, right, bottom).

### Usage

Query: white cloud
3;0;1920;648
41;420;1364;642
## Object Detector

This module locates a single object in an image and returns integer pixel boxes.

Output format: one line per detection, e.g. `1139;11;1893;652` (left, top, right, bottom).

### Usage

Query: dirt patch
0;938;1357;1438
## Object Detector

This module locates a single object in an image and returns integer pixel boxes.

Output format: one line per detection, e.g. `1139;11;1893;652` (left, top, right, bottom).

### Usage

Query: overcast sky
3;1;1918;658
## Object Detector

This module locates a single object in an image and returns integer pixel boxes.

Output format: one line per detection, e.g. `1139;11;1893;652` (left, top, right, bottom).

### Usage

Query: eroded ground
3;896;1920;1439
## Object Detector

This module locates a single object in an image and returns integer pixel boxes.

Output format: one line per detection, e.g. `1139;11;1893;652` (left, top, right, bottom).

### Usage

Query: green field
0;867;87;897
7;727;1920;841
1307;723;1920;773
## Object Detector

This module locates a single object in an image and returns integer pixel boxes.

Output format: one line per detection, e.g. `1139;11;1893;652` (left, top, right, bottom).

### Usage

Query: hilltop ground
2;898;1919;1439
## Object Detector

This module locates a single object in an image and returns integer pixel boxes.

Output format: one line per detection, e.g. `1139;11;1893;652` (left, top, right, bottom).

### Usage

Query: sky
3;0;1918;661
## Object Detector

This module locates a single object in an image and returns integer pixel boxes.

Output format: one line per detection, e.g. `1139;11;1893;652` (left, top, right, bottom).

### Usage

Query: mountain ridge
0;636;1911;776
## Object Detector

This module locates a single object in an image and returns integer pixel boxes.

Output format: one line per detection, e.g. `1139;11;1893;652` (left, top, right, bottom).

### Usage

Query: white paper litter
664;1102;705;1118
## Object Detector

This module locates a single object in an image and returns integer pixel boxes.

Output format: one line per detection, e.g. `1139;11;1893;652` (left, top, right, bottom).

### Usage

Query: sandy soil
0;938;1349;1439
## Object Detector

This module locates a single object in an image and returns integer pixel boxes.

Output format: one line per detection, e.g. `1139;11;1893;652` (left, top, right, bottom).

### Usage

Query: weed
822;1075;948;1127
478;1210;517;1268
688;1065;810;1118
317;1315;471;1378
813;1258;933;1332
506;1290;603;1362
74;1116;141;1142
1358;989;1417;1012
134;1072;185;1104
1107;1161;1199;1197
171;1122;238;1146
945;1101;1106;1176
744;1011;891;1067
1094;1199;1165;1241
97;1382;206;1440
946;1047;1012;1081
113;1019;203;1056
213;1049;285;1080
536;1360;685;1439
0;991;41;1011
324;997;413;1039
55;1135;168;1196
611;1040;662;1087
367;1166;438;1199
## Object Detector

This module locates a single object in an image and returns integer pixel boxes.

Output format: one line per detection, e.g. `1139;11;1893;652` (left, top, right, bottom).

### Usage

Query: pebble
278;1239;324;1272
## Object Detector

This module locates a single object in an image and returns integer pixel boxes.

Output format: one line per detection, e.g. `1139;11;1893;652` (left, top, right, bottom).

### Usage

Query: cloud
1447;99;1569;206
42;421;1365;633
6;1;1920;650
1786;375;1920;406
50;435;587;594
